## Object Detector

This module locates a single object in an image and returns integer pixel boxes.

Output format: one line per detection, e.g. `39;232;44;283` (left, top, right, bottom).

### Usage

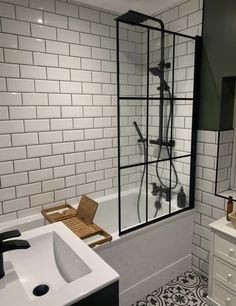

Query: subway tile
0;120;24;133
0;135;11;147
35;80;59;92
60;81;82;93
70;44;91;57
14;158;40;172
96;179;112;191
47;67;70;81
20;65;46;79
95;138;112;149
52;142;74;154
68;17;90;33
85;129;102;139
31;24;56;40
29;168;53;183
0;107;9;120
30;192;54;207
29;0;55;12
93;95;110;105
86;150;103;161
0;0;28;5
55;0;78;17
46;40;69;55
37;106;61;118
25;119;50;132
82;83;101;94
1;172;28;187
81;58;101;71
12;133;38;146
49;94;71;105
5;49;33;65
0;63;19;78
101;37;116;50
72;94;92;105
39;131;62;144
33;52;58;67
77;182;95;196
71;70;91;82
96;159;112;170
91;22;109;36
16;182;41;197
0;2;15;18
42;178;65;192
3;197;29;213
9;106;36;119
100;12;116;26
54;165;75;178
64;152;84;165
188;10;202;27
79;7;100;22
0;161;14;176
7;78;34;92
51;118;73;130
55;186;76;201
57;29;80;44
1;18;30;36
0;187;16;202
76;162;94;174
40;154;63;169
66;174;85;187
27;144;52;158
92;47;110;60
179;0;199;17
19;36;45;52
0;147;26;161
92;71;110;83
80;33;100;47
84;106;102;117
75;140;94;152
15;5;43;23
59;55;80;69
0;49;3;62
61;106;82;118
63;130;84;141
44;12;67;28
73;118;93;129
23;93;48;105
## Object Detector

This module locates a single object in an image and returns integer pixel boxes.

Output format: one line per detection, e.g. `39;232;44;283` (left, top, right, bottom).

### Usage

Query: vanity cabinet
207;217;236;306
72;281;119;306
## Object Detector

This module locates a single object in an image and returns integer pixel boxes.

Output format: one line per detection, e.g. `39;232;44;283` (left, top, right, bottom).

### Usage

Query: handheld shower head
133;121;144;140
149;67;170;91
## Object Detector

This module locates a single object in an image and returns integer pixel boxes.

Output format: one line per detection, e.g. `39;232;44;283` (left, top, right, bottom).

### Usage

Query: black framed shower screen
116;18;201;236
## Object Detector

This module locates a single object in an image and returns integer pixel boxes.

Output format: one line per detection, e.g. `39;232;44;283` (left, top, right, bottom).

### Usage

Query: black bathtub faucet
0;229;30;279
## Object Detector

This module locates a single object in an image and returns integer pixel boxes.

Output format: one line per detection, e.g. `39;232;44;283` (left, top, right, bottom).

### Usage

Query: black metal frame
116;18;201;236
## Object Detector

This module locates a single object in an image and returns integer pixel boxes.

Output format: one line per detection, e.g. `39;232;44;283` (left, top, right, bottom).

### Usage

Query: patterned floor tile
130;270;208;306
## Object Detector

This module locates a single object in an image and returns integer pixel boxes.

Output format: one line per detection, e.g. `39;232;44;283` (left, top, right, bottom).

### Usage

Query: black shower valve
150;182;161;196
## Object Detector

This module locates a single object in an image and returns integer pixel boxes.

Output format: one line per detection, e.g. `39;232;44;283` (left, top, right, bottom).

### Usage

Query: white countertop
0;222;119;306
209;216;236;240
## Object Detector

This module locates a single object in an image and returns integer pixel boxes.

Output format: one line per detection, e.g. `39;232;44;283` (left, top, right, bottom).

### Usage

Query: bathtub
92;189;194;306
0;190;194;306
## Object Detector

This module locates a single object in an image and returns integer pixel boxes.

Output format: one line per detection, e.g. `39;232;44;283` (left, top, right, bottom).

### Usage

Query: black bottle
177;186;186;208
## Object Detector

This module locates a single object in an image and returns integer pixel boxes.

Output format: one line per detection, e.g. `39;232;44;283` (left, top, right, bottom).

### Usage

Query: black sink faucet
0;229;30;279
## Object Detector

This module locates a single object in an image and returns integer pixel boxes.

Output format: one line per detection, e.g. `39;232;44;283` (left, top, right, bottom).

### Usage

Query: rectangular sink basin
1;222;119;306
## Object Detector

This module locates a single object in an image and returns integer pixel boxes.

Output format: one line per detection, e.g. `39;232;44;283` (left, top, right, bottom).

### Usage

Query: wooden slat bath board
42;195;112;248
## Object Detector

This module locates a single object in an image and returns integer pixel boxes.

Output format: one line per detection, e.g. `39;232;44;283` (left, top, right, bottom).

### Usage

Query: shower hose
137;89;178;223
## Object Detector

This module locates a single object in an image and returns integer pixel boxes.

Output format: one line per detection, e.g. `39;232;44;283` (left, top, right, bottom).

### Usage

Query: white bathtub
93;190;194;306
0;190;194;306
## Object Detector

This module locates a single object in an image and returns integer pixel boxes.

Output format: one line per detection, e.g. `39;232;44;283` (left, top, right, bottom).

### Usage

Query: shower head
149;67;170;91
116;10;149;24
149;67;162;77
133;121;144;141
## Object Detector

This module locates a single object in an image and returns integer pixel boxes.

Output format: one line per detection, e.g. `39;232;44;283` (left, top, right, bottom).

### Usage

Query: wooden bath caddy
42;195;112;248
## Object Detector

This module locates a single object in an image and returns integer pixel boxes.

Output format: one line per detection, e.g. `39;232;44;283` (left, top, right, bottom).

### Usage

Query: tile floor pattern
131;270;208;306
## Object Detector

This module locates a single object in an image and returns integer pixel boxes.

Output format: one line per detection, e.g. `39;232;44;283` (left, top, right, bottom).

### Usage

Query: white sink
0;222;119;306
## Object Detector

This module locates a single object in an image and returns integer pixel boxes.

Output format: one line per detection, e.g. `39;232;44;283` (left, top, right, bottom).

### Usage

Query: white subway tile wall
0;0;217;279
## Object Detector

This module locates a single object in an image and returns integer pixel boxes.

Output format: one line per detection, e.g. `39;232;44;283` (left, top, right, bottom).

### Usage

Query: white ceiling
74;0;183;15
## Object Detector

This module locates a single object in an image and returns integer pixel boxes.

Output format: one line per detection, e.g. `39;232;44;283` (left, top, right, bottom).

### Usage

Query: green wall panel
199;0;236;130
